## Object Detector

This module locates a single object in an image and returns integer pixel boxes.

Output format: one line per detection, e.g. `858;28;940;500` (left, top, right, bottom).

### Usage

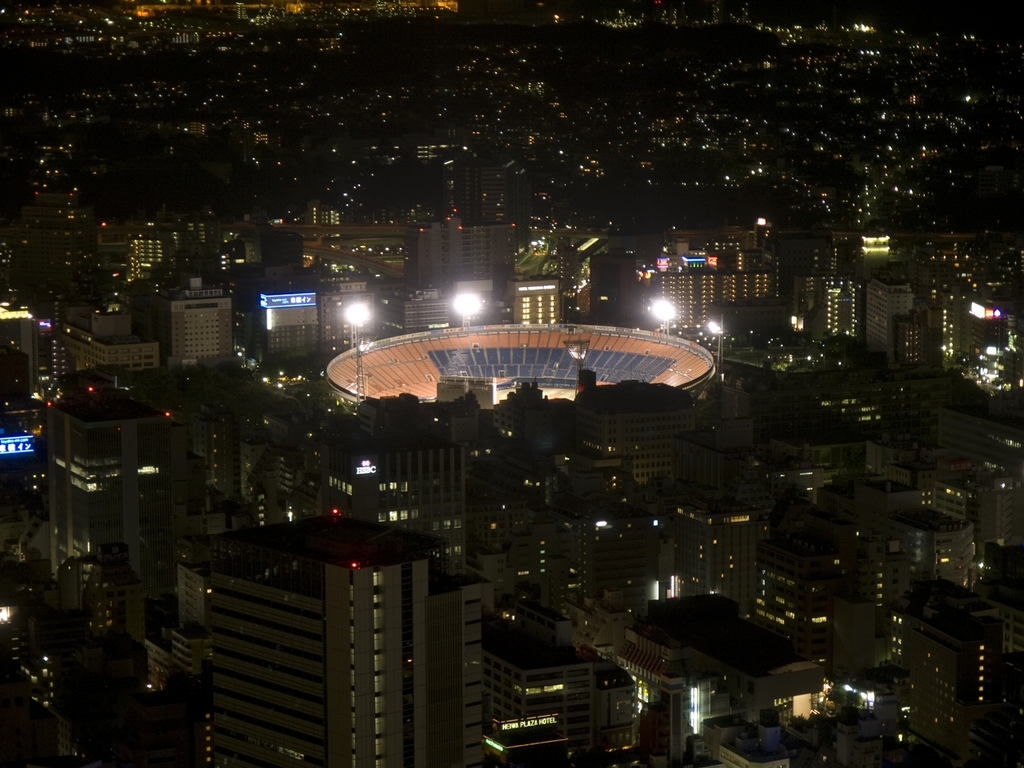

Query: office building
11;190;96;294
507;278;561;325
378;287;451;336
894;582;1004;762
322;423;467;572
754;510;858;668
48;391;187;595
0;346;31;397
547;497;668;616
574;381;695;485
894;306;944;368
0;663;58;763
933;472;1014;548
937;400;1024;477
211;517;486;768
62;306;159;372
625;597;822;763
259;290;319;359
80;543;146;643
880;509;975;588
481;622;593;752
672;497;769;619
724;367;951;444
140;278;233;368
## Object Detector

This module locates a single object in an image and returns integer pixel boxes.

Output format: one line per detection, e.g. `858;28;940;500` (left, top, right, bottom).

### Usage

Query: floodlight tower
707;318;724;382
651;299;676;334
453;293;482;330
345;302;371;401
564;336;590;395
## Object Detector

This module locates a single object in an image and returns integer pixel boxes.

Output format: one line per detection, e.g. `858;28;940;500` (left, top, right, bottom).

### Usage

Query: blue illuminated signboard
260;293;317;309
0;435;34;456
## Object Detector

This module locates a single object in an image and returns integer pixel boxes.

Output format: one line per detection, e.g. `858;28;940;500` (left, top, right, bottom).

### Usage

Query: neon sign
355;459;377;476
499;715;558;731
0;435;34;455
260;292;317;308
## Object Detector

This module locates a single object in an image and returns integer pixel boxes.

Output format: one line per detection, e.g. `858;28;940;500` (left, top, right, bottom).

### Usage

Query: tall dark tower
48;391;187;595
442;154;530;255
12;191;96;296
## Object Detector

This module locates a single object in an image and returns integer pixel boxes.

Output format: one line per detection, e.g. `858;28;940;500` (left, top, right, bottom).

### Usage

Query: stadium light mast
707;318;724;381
345;302;371;401
564;334;590;396
651;299;676;334
453;293;481;329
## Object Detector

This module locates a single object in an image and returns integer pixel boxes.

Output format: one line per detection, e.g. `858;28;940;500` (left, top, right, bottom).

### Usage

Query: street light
345;303;371;401
651;299;675;334
707;318;723;381
453;293;481;329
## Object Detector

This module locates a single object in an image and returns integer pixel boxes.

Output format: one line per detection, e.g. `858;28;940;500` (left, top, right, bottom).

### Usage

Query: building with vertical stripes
211;517;486;768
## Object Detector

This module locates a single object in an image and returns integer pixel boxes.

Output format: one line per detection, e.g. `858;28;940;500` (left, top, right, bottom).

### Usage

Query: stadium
325;324;716;403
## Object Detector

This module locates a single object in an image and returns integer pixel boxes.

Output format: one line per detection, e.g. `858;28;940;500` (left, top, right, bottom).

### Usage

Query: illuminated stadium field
325;324;716;403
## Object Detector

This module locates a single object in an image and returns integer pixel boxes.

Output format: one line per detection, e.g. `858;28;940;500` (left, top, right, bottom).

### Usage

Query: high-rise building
765;233;832;299
893;581;1004;762
443;155;529;255
574;381;695;485
211;517;486;768
724;367;951;444
481;622;593;752
48;392;187;595
192;404;241;499
12;191;96;294
322;423;467;572
754;510;858;668
506;278;561;325
547;497;668;616
672;498;769;619
652;261;773;331
140;278;233;368
62;306;159;372
590;249;643;328
405;218;516;294
866;278;915;363
257;292;320;361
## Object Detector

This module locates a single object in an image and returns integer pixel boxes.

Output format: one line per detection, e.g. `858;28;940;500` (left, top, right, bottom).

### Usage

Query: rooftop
575;380;693;415
889;508;970;532
647;595;814;679
53;393;165;423
216;516;444;569
482;622;588;672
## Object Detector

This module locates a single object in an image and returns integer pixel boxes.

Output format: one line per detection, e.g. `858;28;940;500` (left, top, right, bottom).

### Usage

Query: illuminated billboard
355;459;377;476
260;293;317;309
0;434;34;455
970;302;1004;320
